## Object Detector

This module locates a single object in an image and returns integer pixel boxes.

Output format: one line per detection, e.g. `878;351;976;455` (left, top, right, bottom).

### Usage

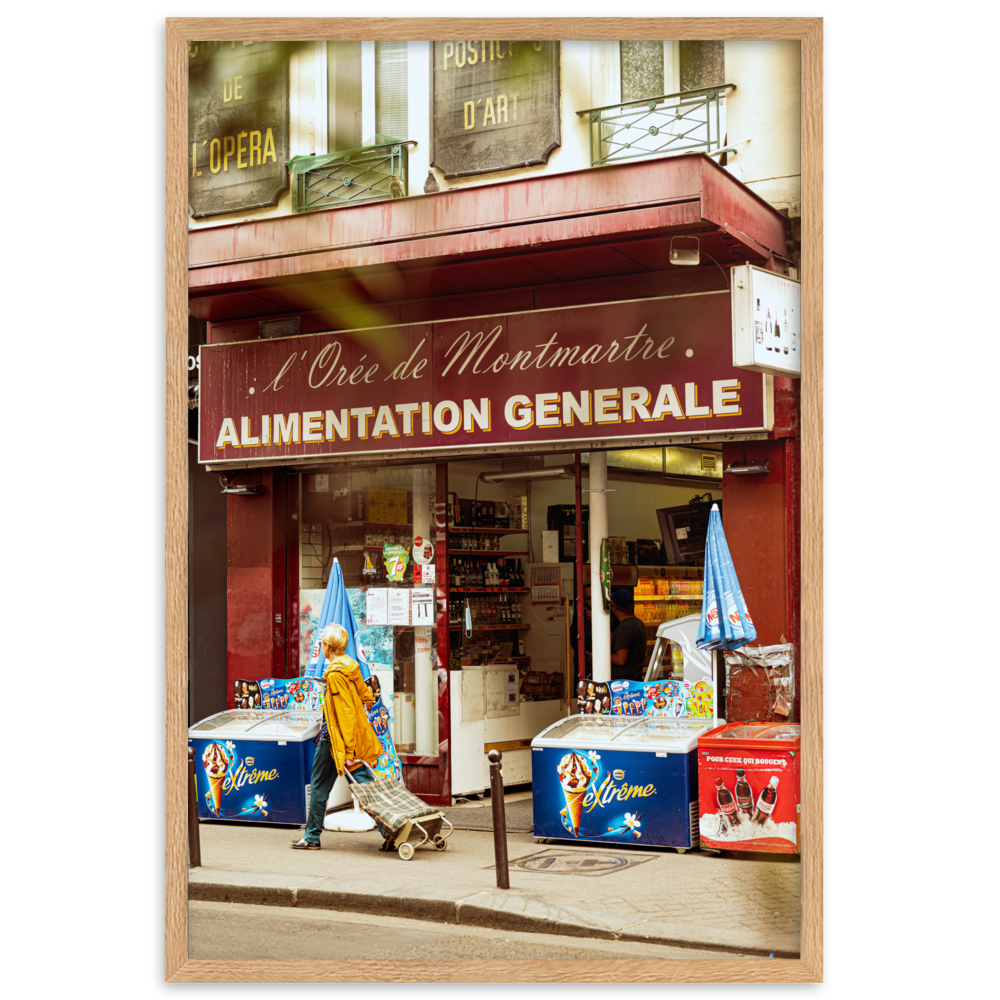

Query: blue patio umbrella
305;557;372;679
697;504;757;651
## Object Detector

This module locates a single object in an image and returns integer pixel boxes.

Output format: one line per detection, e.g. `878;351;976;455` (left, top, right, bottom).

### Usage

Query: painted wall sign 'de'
188;40;290;218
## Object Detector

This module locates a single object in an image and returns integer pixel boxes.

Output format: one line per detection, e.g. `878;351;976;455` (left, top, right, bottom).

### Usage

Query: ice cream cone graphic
557;752;593;838
201;742;231;816
207;773;225;816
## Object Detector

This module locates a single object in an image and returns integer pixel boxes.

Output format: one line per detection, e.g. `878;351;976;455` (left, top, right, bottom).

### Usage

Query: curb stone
188;871;799;957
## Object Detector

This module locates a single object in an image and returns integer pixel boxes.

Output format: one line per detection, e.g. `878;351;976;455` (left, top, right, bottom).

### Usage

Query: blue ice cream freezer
188;709;321;824
531;715;720;851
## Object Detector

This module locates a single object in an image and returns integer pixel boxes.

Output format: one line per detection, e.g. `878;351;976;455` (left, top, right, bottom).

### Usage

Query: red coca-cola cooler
696;722;800;854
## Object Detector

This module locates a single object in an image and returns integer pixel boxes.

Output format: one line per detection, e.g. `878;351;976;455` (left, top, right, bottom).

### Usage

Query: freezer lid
533;715;634;744
188;709;321;740
243;719;319;742
609;717;719;749
189;710;270;735
243;712;322;738
708;723;799;741
753;725;800;741
699;722;800;748
533;714;719;751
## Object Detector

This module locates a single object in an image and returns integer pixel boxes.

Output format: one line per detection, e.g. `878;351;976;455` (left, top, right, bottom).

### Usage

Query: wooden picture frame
166;16;822;983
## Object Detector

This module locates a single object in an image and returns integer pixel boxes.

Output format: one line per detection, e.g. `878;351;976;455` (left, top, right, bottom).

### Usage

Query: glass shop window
298;463;440;756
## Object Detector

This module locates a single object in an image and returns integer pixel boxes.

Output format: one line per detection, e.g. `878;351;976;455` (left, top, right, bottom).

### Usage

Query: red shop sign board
198;292;771;465
696;722;801;854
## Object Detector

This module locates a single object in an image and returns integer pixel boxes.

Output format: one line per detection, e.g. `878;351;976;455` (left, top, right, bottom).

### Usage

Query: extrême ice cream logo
223;754;279;792
556;751;656;838
201;741;279;817
704;754;787;767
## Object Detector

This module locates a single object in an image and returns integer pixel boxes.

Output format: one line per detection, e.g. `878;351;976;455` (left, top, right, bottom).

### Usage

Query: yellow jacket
322;655;382;776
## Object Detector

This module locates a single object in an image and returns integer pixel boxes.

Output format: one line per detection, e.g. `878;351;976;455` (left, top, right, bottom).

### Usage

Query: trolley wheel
433;835;447;851
398;842;415;860
675;848;687;854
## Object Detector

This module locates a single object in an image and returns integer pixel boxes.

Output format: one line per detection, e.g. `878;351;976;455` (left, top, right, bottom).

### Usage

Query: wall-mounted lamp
724;460;771;476
669;235;701;266
219;474;264;495
479;465;574;484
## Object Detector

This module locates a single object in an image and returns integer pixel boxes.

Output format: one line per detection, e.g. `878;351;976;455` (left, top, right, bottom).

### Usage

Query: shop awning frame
188;152;789;323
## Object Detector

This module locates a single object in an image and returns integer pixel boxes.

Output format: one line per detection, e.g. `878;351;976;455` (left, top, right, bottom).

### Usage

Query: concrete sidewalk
188;797;800;957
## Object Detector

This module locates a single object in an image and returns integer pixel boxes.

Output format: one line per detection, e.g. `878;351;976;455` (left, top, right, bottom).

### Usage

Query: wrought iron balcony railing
288;135;414;212
577;84;736;168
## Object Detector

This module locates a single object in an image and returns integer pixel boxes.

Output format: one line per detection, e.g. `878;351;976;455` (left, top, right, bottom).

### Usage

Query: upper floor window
679;41;725;91
328;41;363;151
376;41;408;139
581;40;728;171
620;40;665;102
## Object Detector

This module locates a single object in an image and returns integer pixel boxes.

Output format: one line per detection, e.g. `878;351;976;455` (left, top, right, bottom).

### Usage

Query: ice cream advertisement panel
532;746;698;849
190;737;315;824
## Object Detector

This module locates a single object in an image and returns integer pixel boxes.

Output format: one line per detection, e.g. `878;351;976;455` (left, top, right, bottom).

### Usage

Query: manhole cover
493;848;657;878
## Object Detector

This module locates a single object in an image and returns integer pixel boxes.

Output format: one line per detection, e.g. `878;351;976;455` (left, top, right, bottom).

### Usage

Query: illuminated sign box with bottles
730;264;801;378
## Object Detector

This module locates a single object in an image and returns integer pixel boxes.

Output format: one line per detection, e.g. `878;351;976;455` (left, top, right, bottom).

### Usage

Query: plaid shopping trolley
344;763;454;860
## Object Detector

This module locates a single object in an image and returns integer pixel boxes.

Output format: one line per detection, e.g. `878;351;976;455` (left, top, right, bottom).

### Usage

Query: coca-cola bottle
735;768;754;816
714;777;741;829
752;776;779;825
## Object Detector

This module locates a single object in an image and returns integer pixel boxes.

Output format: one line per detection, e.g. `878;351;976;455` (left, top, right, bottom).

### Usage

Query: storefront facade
189;43;799;804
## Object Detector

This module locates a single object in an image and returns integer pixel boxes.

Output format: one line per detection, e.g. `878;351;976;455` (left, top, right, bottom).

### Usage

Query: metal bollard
188;746;202;869
488;749;509;890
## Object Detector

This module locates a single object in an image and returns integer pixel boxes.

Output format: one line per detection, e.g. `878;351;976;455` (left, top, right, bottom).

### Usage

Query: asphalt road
189;901;749;962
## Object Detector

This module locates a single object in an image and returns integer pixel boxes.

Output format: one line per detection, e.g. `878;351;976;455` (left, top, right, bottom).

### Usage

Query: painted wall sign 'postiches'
431;41;561;178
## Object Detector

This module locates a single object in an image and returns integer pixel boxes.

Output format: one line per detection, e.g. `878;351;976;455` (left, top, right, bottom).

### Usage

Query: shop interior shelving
448;550;528;556
450;526;527;534
634;595;702;601
451;582;526;591
449;624;532;631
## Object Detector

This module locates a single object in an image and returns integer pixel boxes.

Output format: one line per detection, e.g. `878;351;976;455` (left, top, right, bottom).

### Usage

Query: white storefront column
412;468;435;755
588;452;611;683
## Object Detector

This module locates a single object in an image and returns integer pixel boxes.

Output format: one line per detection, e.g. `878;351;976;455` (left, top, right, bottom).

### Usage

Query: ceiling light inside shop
479;466;574;483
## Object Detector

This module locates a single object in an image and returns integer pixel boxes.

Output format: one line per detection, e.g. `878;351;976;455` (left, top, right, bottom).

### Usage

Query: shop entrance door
298;461;452;807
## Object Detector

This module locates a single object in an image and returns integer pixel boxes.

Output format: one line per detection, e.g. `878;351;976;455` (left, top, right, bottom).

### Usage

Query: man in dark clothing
571;584;623;676
609;588;647;682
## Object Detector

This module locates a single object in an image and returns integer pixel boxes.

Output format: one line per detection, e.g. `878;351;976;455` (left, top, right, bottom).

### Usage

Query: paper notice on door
505;670;520;706
411;588;434;625
366;588;388;625
387;589;411;626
